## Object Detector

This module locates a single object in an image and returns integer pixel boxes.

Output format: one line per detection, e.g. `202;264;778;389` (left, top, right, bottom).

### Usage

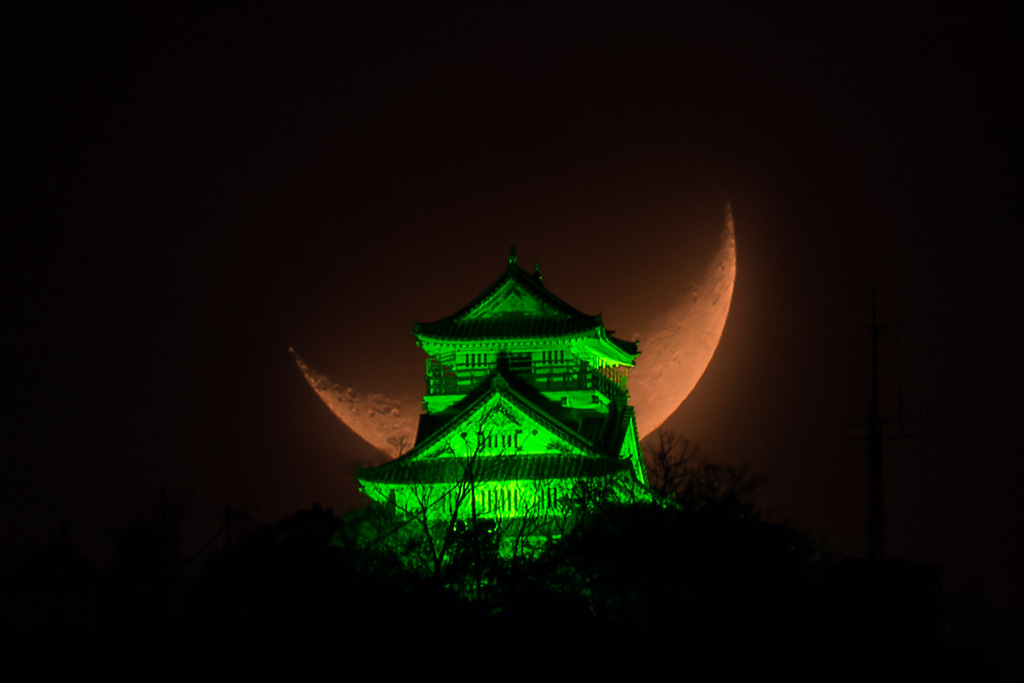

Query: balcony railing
425;360;628;398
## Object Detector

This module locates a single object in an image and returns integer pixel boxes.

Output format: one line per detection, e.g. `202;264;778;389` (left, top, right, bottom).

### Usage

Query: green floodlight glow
356;251;650;560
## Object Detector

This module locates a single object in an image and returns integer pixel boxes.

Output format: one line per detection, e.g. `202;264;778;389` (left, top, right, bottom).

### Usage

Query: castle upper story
413;248;639;415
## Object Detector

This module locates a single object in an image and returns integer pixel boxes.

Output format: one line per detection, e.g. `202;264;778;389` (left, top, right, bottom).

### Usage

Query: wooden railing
425;360;628;398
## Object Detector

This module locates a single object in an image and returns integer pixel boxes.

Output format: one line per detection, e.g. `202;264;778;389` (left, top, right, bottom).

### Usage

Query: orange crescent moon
294;204;736;453
291;349;419;458
630;204;737;439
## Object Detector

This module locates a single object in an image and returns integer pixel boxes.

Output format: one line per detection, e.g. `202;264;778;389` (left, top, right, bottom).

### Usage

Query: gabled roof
413;254;638;357
416;362;631;452
356;367;634;486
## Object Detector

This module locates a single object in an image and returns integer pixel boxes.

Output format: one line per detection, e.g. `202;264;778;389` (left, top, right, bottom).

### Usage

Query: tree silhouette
646;429;764;516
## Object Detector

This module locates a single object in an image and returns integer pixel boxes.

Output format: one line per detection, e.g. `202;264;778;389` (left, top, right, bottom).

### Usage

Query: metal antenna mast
861;289;927;560
867;290;885;559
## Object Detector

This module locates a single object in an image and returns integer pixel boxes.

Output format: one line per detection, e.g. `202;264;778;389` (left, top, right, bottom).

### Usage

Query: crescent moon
294;204;736;452
630;204;736;439
291;349;419;458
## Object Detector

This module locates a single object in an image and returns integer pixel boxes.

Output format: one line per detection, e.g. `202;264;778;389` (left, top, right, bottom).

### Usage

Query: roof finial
509;242;518;265
533;260;543;282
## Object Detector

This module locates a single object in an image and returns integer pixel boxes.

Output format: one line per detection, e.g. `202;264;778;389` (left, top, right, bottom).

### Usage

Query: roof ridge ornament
533;260;543;283
508;242;517;265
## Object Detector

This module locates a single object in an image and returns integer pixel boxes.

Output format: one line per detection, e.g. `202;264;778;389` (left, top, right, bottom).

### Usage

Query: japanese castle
356;247;650;540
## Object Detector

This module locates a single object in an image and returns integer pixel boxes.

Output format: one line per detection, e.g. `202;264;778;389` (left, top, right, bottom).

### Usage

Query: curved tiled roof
414;258;638;356
357;453;632;484
417;315;598;342
357;368;636;486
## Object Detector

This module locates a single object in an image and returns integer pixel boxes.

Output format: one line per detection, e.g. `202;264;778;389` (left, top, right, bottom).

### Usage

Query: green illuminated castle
356;247;649;540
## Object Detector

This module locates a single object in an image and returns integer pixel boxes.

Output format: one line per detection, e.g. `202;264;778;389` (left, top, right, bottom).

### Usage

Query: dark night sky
4;1;1021;616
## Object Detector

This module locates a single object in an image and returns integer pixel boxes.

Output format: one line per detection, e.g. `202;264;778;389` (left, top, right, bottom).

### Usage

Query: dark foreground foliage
0;434;1003;678
2;498;1008;680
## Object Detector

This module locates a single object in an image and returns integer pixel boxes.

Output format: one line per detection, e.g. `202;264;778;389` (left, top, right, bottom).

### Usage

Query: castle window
540;349;566;365
509;352;531;374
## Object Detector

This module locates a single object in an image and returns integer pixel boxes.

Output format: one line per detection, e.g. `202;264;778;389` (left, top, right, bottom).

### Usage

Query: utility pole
225;502;232;551
867;291;885;559
860;289;926;560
